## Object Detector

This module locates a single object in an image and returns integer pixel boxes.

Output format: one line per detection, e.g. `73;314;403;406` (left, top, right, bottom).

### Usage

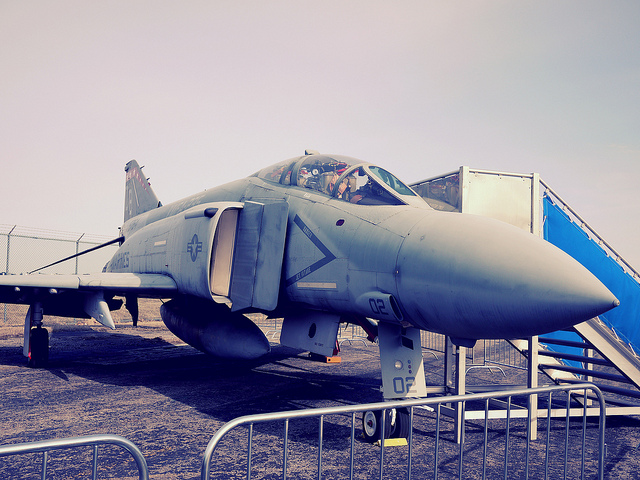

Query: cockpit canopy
255;154;425;207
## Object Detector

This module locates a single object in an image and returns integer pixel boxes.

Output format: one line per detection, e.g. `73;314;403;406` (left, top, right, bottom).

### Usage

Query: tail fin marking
124;160;162;222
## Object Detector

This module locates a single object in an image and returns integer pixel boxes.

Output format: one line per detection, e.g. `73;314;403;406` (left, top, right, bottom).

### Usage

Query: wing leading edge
0;272;178;328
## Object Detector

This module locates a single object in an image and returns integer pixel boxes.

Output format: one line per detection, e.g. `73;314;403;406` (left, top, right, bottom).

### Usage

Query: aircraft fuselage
110;155;618;345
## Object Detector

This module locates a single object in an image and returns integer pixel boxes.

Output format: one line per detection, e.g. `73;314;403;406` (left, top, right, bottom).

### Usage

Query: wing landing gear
24;302;49;368
28;326;49;368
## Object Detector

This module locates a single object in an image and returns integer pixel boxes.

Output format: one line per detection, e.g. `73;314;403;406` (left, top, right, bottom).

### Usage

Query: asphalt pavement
0;318;639;479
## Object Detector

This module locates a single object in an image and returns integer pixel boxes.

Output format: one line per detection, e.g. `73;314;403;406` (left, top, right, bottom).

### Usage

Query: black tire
28;327;49;368
389;407;411;439
362;410;392;443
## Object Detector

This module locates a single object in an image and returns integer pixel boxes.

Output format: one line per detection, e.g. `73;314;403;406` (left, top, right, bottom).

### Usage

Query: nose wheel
362;407;410;442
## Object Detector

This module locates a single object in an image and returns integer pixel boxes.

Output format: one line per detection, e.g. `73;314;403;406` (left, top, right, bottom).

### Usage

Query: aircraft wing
0;272;178;329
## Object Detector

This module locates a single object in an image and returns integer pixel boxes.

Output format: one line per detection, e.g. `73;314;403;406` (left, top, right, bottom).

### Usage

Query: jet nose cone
532;250;619;324
397;213;618;340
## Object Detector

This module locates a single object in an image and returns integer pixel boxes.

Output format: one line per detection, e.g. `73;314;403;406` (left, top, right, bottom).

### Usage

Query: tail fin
124;160;162;222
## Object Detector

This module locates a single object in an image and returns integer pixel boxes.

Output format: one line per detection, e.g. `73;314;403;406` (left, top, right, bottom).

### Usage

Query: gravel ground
0;310;639;479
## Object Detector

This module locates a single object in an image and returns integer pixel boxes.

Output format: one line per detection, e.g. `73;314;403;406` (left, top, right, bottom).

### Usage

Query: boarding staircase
411;168;640;417
529;182;640;411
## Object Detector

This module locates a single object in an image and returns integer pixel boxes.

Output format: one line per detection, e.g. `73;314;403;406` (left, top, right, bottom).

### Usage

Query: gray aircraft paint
0;153;619;398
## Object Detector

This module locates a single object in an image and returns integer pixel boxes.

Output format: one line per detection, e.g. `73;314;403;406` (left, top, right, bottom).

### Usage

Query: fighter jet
0;152;618;414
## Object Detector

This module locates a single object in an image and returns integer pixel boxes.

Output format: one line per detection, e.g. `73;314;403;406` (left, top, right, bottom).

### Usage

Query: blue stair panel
543;196;640;364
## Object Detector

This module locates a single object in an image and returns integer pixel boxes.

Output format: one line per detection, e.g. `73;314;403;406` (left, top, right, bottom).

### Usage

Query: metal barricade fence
421;330;447;356
483;338;528;371
0;434;149;480
201;383;606;480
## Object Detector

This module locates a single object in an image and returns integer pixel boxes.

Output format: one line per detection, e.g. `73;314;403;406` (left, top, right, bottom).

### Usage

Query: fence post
3;226;16;323
527;336;539;440
5;225;16;275
75;233;85;274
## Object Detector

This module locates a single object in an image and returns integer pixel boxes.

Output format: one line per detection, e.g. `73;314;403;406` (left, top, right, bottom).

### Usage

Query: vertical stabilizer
124;160;162;222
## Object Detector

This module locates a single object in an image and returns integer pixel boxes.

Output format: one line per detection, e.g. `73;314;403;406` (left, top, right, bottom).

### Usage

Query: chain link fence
1;224;119;325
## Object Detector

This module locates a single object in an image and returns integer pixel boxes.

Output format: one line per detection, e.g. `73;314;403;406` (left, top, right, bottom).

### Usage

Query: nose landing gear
362;407;410;443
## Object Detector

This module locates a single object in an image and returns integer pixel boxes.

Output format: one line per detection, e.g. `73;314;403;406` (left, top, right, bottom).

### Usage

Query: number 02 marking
393;377;416;395
369;298;388;316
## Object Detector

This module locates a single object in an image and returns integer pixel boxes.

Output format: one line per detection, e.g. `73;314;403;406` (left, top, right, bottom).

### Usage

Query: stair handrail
541;179;640;282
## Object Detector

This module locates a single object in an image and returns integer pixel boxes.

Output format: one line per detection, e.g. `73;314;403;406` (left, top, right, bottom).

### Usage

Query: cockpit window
296;156;349;194
333;166;402;205
258;160;295;183
368;166;417;197
256;155;424;207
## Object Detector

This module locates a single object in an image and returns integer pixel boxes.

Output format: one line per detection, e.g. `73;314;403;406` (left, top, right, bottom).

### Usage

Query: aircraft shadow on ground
0;325;384;441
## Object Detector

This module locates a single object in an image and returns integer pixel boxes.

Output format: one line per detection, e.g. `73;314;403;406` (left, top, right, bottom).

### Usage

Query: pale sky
2;1;639;268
